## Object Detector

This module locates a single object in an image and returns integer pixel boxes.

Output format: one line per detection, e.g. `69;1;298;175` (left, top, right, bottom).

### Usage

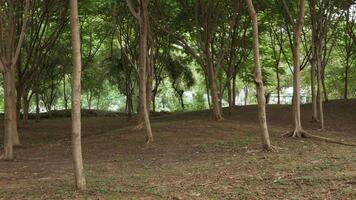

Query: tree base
0;154;13;161
311;117;319;123
282;129;356;146
132;122;144;131
145;137;153;144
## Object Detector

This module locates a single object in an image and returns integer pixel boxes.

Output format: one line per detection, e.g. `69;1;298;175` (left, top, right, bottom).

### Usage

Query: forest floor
0;100;355;200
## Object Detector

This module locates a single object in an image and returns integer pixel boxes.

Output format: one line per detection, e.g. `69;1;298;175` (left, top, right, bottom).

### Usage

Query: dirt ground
0;100;355;199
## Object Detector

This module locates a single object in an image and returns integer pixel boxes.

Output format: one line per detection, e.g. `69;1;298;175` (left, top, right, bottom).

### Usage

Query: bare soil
0;100;355;199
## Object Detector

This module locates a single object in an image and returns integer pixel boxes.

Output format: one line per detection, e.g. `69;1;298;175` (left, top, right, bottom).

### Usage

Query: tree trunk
10;68;20;146
246;0;271;150
310;0;318;122
312;0;324;129
290;0;306;137
204;73;211;109
16;85;21;122
63;74;68;110
36;92;40;122
227;78;233;114
69;0;86;191
316;47;324;129
22;89;30;123
203;15;223;121
344;8;351;100
321;74;328;102
244;86;248;105
2;71;14;160
137;0;153;142
276;66;281;105
232;76;236;106
146;53;153;114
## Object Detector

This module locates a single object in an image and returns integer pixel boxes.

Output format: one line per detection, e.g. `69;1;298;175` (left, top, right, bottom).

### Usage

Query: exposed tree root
214;116;225;122
145;137;153;144
311;117;319;123
132;122;144;131
0;154;13;161
282;130;356;146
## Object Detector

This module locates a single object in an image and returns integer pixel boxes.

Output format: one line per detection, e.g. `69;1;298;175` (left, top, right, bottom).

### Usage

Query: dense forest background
0;0;354;115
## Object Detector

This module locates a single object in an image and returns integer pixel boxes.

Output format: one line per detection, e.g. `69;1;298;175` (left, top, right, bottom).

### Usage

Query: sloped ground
0;100;355;199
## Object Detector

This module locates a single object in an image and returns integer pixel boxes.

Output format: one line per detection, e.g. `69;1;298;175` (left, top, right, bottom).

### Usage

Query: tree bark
2;71;15;160
310;0;319;123
69;0;86;191
246;0;271;150
203;14;223;121
290;0;306;137
127;0;154;142
35;92;40;122
22;89;30;123
10;68;20;146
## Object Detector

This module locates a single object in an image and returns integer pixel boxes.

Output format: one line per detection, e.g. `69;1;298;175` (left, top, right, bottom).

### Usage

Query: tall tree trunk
205;73;211;109
232;76;236;106
10;68;20;146
310;60;318;121
290;0;306;137
316;46;324;129
128;0;154;142
63;74;68;110
22;89;30;123
2;71;15;160
246;0;271;150
69;0;86;191
35;92;40;122
146;53;153;113
310;0;318;122
344;8;351;100
16;85;21;122
203;15;223;121
276;66;281;105
311;0;324;129
227;78;233;114
321;74;328;102
244;86;248;105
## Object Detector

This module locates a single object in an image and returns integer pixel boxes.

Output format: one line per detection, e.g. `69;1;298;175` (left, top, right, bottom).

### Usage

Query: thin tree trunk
321;74;328;102
36;92;40;122
63;74;68;110
244;86;248;105
205;73;211;109
290;0;306;137
203;14;223;121
2;71;14;160
69;0;86;190
316;47;324;129
232;76;236;106
246;0;271;150
10;68;19;146
276;67;281;105
310;0;318;122
22;89;30;123
228;78;233;114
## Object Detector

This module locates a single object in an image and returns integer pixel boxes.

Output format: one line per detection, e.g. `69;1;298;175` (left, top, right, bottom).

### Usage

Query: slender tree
245;0;272;150
0;0;30;160
282;0;307;137
127;0;153;143
69;0;86;190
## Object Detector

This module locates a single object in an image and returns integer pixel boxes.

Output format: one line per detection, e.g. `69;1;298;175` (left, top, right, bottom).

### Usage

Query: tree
0;0;30;160
127;0;153;143
69;0;86;190
245;0;271;150
343;3;355;99
282;0;307;137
